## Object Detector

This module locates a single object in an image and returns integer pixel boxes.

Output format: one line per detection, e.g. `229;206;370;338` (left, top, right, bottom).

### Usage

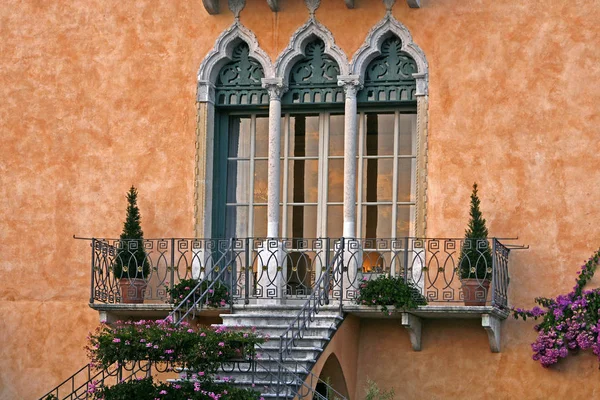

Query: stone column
259;78;287;304
262;78;286;238
338;75;362;239
338;75;363;301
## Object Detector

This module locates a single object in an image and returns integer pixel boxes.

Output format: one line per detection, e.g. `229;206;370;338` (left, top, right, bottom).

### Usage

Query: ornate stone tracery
197;20;274;104
282;39;344;105
358;36;418;103
216;43;268;106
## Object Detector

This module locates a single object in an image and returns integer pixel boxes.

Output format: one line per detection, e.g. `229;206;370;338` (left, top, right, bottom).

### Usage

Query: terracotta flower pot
119;278;147;304
461;279;490;306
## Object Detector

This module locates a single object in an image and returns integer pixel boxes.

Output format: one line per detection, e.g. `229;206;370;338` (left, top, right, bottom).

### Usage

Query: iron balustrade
87;237;513;308
41;236;515;399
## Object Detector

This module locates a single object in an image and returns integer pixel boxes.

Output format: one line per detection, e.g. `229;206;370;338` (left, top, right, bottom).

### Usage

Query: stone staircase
213;304;345;398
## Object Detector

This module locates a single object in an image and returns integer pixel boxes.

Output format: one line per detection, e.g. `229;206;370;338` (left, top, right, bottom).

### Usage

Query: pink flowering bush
86;318;264;373
93;377;263;400
166;279;230;308
513;248;600;367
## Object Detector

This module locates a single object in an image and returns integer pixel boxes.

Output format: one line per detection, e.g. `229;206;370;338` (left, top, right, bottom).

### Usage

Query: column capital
197;80;216;103
337;74;363;98
261;77;288;101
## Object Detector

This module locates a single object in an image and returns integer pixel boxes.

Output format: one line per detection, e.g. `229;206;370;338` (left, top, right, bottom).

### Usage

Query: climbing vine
512;248;600;367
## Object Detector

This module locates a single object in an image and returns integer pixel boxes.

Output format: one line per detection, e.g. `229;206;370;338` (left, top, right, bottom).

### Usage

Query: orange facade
2;0;600;398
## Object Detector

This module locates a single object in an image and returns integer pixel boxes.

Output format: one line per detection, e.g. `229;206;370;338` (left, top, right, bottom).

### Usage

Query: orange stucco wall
311;315;361;400
3;0;600;398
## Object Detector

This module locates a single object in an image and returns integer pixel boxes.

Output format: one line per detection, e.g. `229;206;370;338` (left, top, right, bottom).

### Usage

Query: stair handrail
279;238;345;362
38;239;237;399
38;361;152;400
251;343;347;400
167;238;236;324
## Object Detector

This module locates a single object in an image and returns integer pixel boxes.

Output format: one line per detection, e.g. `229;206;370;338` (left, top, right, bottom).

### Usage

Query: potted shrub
458;183;493;306
356;275;427;314
113;186;150;304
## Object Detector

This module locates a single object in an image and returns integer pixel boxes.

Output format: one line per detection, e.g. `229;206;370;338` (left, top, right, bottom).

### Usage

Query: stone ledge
344;304;508;353
344;304;509;320
89;303;229;323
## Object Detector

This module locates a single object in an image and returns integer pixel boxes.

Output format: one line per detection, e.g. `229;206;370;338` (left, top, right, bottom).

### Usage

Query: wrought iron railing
42;237;349;400
251;344;347;399
87;237;514;307
279;238;345;361
38;361;155;400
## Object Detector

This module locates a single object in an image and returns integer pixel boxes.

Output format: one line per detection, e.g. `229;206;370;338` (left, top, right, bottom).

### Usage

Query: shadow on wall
316;353;350;399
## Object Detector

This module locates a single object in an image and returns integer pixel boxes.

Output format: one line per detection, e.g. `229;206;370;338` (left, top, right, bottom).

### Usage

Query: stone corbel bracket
401;312;503;353
401;313;422;351
482;314;502;353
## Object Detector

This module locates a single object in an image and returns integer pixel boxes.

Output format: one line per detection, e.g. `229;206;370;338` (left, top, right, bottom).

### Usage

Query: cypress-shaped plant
459;183;493;280
113;186;150;280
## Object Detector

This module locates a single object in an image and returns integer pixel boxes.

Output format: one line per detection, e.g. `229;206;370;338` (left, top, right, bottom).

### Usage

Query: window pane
362;205;393;239
287;160;319;203
255;116;269;157
227;160;250;203
328;114;344;156
397;158;415;202
326;205;343;238
396;205;414;237
228;117;251;158
362;158;394;202
225;205;248;238
253;206;267;238
254;160;268;203
286;205;317;238
289;115;319;157
364;113;394;156
399;113;417;156
327;159;344;203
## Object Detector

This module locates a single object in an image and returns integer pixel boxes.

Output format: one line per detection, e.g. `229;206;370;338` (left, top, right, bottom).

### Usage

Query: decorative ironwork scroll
357;35;418;104
282;39;344;105
215;42;268;106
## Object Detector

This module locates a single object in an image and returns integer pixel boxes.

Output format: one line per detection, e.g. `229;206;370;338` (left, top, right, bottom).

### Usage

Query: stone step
232;304;341;314
216;323;337;338
220;314;343;329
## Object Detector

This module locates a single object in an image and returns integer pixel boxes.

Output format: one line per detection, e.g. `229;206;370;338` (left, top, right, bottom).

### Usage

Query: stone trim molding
197;20;274;103
350;11;428;96
202;0;420;14
274;15;350;85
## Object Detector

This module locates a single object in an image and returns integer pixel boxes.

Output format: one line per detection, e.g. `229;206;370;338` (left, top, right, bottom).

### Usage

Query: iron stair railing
279;238;345;361
39;238;346;400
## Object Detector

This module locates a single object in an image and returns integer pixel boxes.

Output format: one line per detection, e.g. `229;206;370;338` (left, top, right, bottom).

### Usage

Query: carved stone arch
197;20;274;103
274;17;350;87
315;353;350;399
351;12;428;96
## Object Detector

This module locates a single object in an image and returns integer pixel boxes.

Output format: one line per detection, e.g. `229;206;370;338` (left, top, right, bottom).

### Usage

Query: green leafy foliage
113;186;150;279
364;379;394;400
166;279;230;308
458;183;493;280
356;275;427;314
86;319;264;372
94;378;262;400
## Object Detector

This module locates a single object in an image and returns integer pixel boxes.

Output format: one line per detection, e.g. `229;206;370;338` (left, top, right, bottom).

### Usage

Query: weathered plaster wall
310;315;361;400
3;0;600;398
